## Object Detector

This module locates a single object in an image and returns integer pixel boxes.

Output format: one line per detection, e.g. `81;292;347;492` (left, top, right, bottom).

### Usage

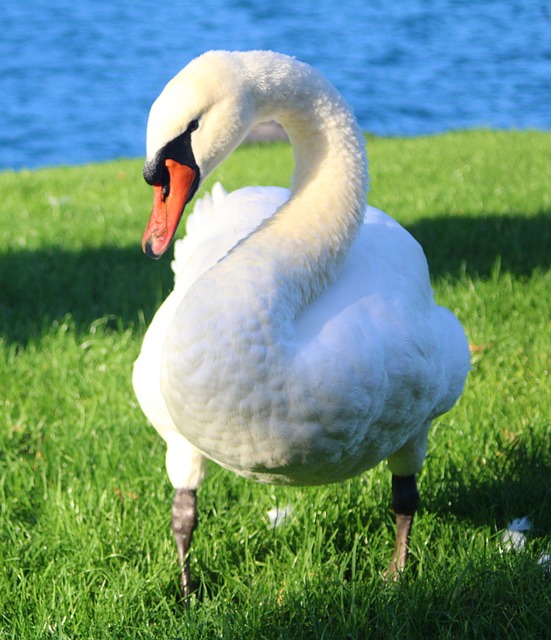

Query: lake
2;0;550;170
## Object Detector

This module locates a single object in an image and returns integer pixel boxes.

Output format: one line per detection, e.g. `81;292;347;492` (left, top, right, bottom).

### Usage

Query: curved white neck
234;53;369;316
171;52;369;334
245;52;368;208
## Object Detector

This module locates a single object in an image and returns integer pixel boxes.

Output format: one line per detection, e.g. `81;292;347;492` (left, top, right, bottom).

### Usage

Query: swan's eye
188;119;199;133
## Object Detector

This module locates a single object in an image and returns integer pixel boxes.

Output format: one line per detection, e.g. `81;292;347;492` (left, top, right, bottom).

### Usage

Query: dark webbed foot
385;474;419;580
171;488;198;599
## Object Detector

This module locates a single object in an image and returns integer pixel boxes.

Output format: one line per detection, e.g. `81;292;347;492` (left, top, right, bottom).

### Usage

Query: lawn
0;130;550;639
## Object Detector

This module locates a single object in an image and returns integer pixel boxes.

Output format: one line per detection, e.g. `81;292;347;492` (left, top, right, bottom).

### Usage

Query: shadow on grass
1;210;549;344
407;209;551;278
0;245;174;344
426;429;551;532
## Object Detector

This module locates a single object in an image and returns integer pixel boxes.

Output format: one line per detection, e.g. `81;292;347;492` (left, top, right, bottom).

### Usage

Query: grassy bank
1;130;550;638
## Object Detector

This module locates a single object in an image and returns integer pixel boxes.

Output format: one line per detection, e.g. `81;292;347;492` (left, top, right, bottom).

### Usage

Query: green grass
1;130;550;638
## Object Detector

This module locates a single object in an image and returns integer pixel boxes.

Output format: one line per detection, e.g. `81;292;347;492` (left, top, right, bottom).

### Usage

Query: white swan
132;50;470;596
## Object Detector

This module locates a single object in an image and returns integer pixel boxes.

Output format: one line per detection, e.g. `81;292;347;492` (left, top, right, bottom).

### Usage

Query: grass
1;130;550;638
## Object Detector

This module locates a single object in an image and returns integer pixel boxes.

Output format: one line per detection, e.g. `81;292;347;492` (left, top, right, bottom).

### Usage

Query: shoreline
244;121;289;143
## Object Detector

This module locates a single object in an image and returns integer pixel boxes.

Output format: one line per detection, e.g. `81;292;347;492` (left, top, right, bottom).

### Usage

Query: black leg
171;488;198;599
385;474;419;579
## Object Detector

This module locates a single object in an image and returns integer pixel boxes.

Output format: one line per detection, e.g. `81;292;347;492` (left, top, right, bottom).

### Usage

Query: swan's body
132;50;470;594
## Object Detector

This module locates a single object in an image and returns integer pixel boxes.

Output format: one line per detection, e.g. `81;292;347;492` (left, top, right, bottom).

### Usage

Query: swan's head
141;51;256;258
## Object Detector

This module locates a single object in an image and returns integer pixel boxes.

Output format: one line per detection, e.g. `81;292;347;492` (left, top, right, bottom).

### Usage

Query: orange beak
142;159;198;259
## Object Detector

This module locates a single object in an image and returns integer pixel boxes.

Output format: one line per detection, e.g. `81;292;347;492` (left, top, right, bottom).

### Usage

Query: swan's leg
172;488;198;598
164;432;208;598
385;423;428;578
386;474;419;579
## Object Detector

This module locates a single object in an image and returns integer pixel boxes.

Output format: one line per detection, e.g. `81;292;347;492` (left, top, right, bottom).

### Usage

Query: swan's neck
174;53;369;330
237;52;369;314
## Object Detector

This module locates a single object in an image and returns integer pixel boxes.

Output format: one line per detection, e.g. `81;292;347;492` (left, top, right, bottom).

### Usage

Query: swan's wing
172;183;289;292
295;206;434;340
293;206;470;430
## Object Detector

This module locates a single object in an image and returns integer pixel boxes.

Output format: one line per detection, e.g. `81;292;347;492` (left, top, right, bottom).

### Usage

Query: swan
132;50;470;596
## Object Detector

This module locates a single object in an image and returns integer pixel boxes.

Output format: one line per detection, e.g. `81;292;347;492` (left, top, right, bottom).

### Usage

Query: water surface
2;0;550;169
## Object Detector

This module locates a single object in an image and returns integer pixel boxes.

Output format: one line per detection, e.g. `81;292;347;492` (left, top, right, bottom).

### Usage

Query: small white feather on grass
501;516;532;552
501;516;550;573
267;504;293;529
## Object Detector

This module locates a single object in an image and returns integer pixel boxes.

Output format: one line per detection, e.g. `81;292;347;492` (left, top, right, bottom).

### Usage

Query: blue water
2;0;550;170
